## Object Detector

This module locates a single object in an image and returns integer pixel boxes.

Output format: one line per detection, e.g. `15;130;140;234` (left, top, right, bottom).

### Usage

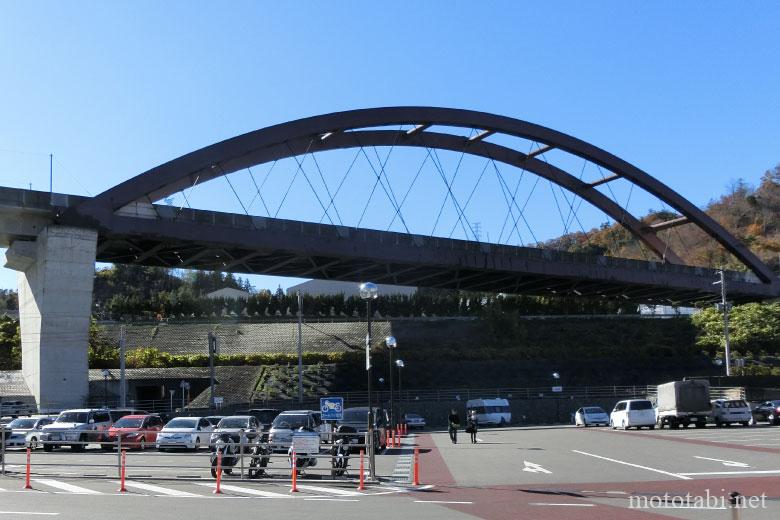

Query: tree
691;302;780;354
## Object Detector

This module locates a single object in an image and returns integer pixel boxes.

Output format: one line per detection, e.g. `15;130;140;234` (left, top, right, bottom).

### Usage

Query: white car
711;399;752;427
610;399;656;430
156;417;213;450
4;416;56;449
574;406;610;427
404;413;426;429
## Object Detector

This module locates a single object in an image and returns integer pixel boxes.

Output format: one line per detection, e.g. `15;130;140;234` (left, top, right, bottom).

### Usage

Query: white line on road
195;483;289;498
32;479;102;495
693;456;749;468
414;500;473;504
679;470;780;476
0;513;59;516
112;481;199;497
521;461;552;474
571;450;691;480
529;503;595;507
304;498;360;502
294;484;362;496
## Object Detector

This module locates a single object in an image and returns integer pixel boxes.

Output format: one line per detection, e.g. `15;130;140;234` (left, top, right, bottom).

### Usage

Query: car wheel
769;414;775;424
622;420;628;431
695;421;705;429
499;418;507;427
715;419;722;427
139;437;146;450
29;437;38;449
610;420;615;430
742;421;750;427
194;437;201;451
649;425;655;430
72;435;87;452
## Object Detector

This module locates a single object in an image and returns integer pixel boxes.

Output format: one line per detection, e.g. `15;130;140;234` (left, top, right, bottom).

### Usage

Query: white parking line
113;481;199;497
0;513;59;516
678;470;780;476
32;479;102;495
195;483;289;498
415;500;473;504
572;450;691;480
294;484;362;496
529;503;595;507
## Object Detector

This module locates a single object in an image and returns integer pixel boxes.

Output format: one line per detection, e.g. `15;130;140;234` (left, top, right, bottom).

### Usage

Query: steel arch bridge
47;106;778;303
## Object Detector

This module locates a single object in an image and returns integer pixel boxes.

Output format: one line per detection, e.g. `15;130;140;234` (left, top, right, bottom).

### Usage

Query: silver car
4;416;56;449
268;411;320;452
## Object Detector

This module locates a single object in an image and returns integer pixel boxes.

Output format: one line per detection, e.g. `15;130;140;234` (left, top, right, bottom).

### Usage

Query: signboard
320;397;344;421
292;430;320;455
213;397;224;405
551;386;563;393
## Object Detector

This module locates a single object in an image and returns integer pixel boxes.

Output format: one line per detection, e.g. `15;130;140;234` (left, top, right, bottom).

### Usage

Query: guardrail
0;428;388;483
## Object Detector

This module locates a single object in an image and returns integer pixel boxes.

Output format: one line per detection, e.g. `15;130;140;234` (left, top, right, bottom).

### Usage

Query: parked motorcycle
330;425;357;477
211;433;238;478
247;442;271;478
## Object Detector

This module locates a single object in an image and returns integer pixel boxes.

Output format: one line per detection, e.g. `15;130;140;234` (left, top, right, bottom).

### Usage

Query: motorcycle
330;425;357;477
247;442;271;478
210;433;238;478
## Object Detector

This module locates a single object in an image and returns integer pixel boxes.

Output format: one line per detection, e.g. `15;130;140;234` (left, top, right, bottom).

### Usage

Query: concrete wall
10;226;97;410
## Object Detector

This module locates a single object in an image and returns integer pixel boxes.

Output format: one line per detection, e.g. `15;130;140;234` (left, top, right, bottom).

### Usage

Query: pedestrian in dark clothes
466;410;478;444
448;409;460;444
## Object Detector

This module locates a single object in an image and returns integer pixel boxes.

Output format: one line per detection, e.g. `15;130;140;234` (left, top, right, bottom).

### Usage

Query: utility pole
297;291;303;404
208;332;217;411
119;326;126;408
714;269;732;376
49;154;53;193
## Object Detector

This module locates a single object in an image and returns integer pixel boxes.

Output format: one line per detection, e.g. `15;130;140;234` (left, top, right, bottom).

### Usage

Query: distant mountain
545;166;780;272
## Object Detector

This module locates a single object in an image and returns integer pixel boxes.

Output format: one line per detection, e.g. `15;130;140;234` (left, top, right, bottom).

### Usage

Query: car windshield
165;418;198;429
218;418;250;429
56;412;88;423
8;418;36;429
584;407;606;414
204;417;223;425
272;414;308;429
114;418;144;428
630;401;653;410
342;409;368;422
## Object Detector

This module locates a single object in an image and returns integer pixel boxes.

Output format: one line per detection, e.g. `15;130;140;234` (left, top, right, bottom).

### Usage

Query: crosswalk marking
32;479;102;495
113;481;198;497
195;483;290;498
294;484;362;496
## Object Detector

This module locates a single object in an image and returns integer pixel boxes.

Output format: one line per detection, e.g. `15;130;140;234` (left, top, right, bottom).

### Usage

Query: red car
104;415;164;450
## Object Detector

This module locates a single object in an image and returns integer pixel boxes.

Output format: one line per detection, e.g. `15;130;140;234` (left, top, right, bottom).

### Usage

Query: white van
466;399;511;426
610;399;656;430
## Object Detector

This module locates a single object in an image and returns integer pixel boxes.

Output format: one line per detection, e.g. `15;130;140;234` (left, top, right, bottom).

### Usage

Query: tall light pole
385;336;397;426
395;359;404;423
714;269;732;376
101;369;110;407
359;282;378;480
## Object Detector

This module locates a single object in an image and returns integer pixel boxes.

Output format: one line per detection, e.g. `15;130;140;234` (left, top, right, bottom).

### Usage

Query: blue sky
1;1;779;291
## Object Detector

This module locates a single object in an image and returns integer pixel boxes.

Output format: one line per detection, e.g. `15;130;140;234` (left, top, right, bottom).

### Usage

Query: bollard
389;429;394;448
214;451;222;494
239;434;244;480
118;450;127;493
357;449;365;491
729;491;742;520
23;448;32;489
412;447;420;486
290;450;298;493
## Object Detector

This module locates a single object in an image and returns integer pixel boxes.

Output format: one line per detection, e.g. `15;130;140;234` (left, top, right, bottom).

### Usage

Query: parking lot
2;423;780;519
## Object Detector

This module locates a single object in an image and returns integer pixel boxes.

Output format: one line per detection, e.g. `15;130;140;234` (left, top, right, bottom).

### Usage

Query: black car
751;400;780;425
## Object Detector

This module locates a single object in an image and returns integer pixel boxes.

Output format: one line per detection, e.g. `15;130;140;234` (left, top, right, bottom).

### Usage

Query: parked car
574;406;610;427
751;400;780;425
711;399;752;427
268;410;322;452
104;414;164;450
403;413;426;429
209;416;260;451
610;399;656;430
203;416;225;427
3;416;56;449
337;407;387;451
40;409;113;451
156;417;213;451
109;409;147;422
0;400;36;418
465;399;511;426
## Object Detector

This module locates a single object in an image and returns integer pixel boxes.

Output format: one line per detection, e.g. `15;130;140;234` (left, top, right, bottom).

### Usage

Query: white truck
656;379;711;429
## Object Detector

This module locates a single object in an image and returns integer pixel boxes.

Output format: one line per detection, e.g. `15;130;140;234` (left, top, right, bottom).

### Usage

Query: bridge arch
76;106;777;285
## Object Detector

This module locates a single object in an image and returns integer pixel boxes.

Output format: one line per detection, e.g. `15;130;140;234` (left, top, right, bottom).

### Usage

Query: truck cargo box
656;380;711;414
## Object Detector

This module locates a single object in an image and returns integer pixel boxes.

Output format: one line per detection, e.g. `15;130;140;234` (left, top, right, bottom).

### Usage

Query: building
286;279;416;297
205;287;251;300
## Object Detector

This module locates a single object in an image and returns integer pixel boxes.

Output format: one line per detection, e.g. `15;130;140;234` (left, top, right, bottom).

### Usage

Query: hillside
546;166;780;272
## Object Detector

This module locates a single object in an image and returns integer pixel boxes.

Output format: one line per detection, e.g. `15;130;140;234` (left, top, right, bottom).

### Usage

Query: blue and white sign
320;397;344;421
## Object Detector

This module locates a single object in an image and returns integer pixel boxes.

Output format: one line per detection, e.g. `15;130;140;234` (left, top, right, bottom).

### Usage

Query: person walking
448;408;460;444
466;410;478;444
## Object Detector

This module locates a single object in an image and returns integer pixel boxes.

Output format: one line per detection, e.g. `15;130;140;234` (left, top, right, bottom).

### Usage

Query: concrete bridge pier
5;226;97;411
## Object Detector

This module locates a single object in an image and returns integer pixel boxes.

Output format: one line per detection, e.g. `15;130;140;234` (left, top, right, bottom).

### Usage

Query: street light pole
715;269;732;376
386;336;397;426
396;359;404;423
359;282;378;481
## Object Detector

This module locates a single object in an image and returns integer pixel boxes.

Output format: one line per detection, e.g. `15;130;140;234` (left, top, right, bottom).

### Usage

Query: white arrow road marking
522;461;552;474
693;456;750;468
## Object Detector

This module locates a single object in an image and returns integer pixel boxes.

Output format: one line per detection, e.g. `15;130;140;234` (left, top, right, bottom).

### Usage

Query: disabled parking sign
320;397;344;421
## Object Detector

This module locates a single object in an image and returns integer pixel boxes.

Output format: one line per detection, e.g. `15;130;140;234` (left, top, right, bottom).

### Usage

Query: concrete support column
5;226;97;411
